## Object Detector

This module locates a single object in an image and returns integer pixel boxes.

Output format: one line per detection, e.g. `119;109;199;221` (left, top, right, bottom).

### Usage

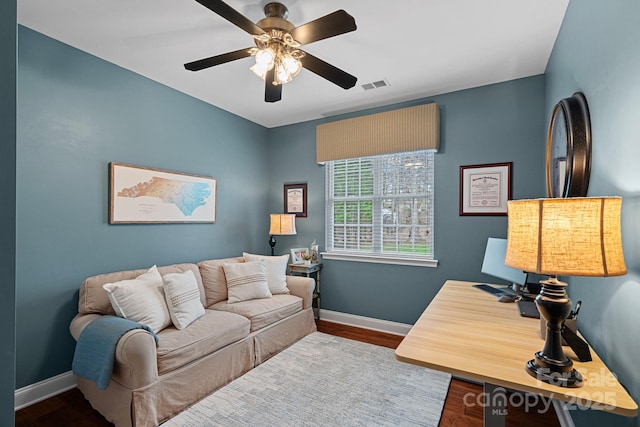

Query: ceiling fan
184;0;358;103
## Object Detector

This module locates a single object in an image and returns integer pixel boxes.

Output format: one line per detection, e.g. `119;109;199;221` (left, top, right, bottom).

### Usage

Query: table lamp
269;214;296;256
505;197;626;387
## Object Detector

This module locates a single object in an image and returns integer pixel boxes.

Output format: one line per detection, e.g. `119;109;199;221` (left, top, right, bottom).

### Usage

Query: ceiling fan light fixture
250;44;303;85
273;54;302;85
250;62;269;80
255;48;275;66
250;48;276;79
280;54;302;77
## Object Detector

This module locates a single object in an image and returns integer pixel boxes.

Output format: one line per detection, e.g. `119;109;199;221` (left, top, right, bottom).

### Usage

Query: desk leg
483;383;506;427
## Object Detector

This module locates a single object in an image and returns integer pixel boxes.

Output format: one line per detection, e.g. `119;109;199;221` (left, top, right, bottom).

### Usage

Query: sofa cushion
79;263;205;315
211;294;302;332
242;252;290;295
163;270;205;330
223;261;272;303
155;309;250;375
197;257;245;307
102;266;172;333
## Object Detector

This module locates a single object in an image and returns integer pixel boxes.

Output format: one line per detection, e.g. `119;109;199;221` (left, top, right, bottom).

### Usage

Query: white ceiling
18;0;569;128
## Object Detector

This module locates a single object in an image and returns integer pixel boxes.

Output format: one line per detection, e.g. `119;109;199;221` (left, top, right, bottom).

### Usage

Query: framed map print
109;162;217;224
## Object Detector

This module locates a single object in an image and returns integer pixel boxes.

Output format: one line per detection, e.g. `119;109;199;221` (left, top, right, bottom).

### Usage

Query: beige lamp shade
269;214;297;235
505;197;626;277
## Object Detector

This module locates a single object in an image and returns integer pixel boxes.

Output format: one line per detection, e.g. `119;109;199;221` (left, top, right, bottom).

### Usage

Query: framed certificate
284;183;307;218
459;162;512;216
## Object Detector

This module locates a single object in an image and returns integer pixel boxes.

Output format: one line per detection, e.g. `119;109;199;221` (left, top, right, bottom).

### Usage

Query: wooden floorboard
16;320;560;427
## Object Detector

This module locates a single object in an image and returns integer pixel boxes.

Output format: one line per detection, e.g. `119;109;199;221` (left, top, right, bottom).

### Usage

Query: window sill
320;252;438;267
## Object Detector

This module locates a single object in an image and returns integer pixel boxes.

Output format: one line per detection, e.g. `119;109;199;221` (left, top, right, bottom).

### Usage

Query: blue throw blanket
72;316;158;390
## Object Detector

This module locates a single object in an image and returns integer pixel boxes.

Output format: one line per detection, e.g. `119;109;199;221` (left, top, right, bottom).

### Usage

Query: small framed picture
284;183;307;218
290;247;309;264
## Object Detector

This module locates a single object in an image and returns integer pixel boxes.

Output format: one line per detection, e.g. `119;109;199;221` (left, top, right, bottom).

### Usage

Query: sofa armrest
70;314;159;390
70;313;101;341
111;329;159;389
286;275;315;309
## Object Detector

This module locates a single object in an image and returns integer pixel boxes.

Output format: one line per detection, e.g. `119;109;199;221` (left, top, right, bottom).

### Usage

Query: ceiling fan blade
300;52;357;90
184;48;253;71
264;68;282;103
195;0;266;36
290;10;356;46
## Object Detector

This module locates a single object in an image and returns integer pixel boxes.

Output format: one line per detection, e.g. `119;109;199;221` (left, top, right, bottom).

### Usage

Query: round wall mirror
546;92;592;198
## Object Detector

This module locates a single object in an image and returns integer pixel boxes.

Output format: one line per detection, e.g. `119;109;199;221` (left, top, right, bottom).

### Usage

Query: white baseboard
318;309;412;336
15;371;76;411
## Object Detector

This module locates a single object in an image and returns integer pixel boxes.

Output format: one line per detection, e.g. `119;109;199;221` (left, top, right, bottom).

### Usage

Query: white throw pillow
223;260;272;304
102;265;172;333
163;270;206;330
242;252;290;295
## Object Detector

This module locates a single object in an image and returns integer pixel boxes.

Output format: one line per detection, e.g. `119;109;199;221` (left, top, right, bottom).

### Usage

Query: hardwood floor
16;320;560;427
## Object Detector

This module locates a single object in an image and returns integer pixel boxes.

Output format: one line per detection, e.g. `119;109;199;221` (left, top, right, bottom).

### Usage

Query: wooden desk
395;280;637;424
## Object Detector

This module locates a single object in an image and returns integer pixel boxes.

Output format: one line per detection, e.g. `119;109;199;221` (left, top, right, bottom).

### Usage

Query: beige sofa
69;256;317;427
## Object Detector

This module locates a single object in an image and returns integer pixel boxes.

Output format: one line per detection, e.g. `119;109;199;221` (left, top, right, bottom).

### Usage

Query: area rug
163;332;451;427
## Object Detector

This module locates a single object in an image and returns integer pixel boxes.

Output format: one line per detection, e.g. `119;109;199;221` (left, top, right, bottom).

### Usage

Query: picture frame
284;182;307;218
109;162;217;224
459;162;512;216
290;247;309;264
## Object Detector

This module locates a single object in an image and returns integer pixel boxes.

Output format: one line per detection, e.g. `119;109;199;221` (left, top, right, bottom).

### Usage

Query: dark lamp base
529;276;584;388
269;235;276;256
526;352;583;388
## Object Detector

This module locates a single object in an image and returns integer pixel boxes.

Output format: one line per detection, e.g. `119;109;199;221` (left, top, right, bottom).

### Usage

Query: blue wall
16;26;269;388
268;77;547;324
546;1;640;426
1;1;17;425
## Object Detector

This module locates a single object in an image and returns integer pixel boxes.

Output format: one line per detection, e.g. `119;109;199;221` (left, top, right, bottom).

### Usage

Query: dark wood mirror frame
546;92;592;198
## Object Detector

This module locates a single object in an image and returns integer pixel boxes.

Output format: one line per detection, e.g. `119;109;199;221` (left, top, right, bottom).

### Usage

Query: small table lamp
505;197;626;387
269;214;296;256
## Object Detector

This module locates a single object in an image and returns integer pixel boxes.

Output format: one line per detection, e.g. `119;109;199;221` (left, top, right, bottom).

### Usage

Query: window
325;150;435;266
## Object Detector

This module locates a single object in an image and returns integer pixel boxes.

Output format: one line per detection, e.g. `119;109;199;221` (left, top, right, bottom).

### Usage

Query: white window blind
325;150;434;261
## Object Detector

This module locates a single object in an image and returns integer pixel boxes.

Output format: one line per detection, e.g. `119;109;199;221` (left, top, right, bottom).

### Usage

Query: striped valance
316;103;439;162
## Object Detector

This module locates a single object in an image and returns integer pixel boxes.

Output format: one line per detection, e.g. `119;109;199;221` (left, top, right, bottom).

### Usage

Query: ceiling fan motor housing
257;3;294;32
264;2;288;19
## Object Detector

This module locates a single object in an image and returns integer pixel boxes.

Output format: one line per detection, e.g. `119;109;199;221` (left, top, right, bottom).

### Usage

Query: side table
288;263;322;320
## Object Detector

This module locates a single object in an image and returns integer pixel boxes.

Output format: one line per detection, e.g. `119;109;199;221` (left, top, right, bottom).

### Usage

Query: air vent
361;79;390;90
